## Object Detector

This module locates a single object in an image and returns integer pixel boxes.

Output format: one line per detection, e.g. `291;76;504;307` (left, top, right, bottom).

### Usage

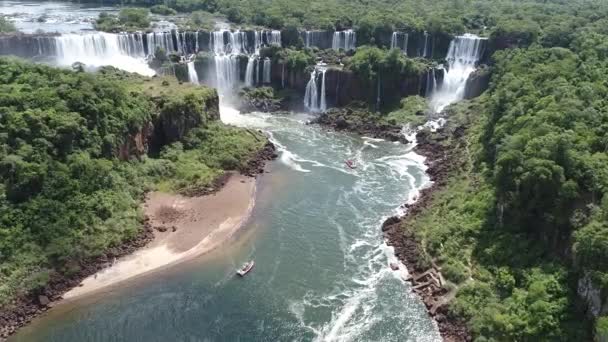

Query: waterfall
245;56;257;87
304;69;319;111
263;30;281;46
210;30;249;95
214;55;239;94
187;61;199;84
332;30;356;50
422;32;429;58
253;31;262;54
391;32;408;54
263;58;271;83
304;31;315;48
429;33;486;113
52;32;154;75
304;66;328;112
146;32;175;56
256;58;261;84
320;69;327;112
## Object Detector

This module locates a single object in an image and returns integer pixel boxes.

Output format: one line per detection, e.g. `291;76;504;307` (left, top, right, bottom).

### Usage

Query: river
0;1;485;340
13;107;438;341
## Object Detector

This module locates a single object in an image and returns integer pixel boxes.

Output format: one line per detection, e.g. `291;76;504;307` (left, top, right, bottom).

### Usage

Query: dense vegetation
0;59;265;306
400;17;608;340
70;0;608;40
150;4;177;15
95;8;150;32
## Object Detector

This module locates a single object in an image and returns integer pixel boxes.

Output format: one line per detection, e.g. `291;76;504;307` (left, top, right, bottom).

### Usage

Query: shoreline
381;126;471;342
62;172;256;300
0;141;277;341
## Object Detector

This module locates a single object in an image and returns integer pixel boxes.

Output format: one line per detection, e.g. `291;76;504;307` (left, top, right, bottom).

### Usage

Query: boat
345;159;357;169
237;260;255;276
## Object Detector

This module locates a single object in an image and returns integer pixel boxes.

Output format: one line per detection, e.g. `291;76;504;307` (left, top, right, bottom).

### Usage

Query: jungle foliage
95;8;150;32
0;59;265;305
402;16;608;339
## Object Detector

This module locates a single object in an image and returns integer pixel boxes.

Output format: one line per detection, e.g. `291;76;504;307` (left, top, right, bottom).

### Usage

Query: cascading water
245;56;257;87
263;58;271;84
332;30;356;50
422;32;431;58
429;33;486;113
146;32;175;56
320;69;327;112
263;30;281;46
53;32;154;75
187;61;199;84
304;66;328;112
304;31;322;48
304;69;319;111
211;30;242;95
390;32;408;54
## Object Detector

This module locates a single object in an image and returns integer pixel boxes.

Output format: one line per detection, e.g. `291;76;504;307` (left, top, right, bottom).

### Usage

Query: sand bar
63;174;255;300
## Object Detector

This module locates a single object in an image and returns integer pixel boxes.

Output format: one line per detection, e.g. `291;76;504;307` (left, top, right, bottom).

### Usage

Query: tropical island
0;0;607;341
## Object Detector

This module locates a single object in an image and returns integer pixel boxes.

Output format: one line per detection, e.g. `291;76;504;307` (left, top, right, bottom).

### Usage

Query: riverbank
0;138;277;340
63;172;256;300
0;176;255;340
382;123;471;342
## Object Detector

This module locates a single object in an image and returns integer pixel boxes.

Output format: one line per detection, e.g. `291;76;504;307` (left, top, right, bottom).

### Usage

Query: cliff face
578;273;608;319
270;64;428;109
464;66;491;99
117;85;220;160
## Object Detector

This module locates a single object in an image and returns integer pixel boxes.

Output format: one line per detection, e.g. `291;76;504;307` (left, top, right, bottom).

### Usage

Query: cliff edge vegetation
0;58;266;310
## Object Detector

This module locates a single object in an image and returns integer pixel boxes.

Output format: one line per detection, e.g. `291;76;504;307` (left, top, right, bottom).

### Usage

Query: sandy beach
63;173;256;300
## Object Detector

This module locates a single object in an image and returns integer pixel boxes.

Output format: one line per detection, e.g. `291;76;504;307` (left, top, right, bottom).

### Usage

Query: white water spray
53;32;154;75
429;34;485;113
304;69;319;111
332;30;356;50
320;69;327;112
187;61;199;84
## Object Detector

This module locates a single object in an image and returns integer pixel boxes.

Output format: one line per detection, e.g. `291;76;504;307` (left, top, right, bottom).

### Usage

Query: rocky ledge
310;106;409;144
381;125;471;342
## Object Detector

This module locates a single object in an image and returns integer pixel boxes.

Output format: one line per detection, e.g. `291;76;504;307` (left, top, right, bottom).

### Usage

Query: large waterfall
332;30;356;50
245;56;257;87
429;34;486;113
303;66;328;112
53;33;154;75
304;69;319;111
212;30;246;95
319;69;327;112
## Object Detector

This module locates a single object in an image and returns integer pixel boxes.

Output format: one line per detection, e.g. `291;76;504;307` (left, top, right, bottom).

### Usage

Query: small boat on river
345;160;357;169
237;260;255;276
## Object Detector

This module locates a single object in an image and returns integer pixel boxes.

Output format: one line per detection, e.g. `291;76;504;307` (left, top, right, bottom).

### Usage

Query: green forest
398;13;608;342
2;0;608;340
0;59;265;307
